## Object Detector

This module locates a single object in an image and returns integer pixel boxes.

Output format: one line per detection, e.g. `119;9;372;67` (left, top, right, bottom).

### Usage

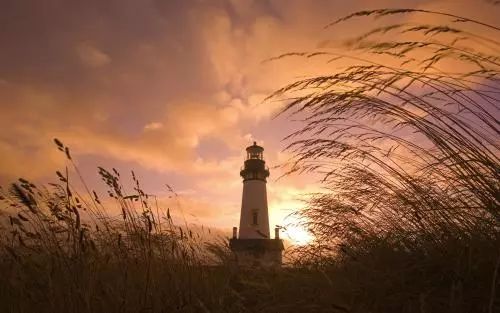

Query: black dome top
246;141;264;152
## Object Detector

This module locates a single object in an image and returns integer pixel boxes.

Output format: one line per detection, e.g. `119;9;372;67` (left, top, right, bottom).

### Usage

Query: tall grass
270;7;499;313
0;139;353;313
0;139;240;312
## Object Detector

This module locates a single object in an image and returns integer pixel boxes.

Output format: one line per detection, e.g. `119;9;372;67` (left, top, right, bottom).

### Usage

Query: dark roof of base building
229;238;284;251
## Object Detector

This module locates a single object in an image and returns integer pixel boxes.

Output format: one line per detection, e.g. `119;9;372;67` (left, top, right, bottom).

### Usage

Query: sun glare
284;225;314;246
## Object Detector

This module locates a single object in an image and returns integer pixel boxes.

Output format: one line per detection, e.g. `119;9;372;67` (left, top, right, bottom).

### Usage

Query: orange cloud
0;0;496;236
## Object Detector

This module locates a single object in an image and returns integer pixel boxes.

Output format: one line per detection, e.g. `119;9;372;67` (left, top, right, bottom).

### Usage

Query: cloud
143;122;164;131
76;43;111;68
0;0;496;231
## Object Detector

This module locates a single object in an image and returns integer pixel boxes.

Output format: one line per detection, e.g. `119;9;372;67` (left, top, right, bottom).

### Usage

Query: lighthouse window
247;151;263;160
252;211;258;225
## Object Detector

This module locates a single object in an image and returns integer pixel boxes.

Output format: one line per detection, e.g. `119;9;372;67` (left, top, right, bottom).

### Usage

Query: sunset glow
0;0;497;238
284;225;314;246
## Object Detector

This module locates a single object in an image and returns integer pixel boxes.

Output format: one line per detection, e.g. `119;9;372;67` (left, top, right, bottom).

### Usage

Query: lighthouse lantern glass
247;150;263;160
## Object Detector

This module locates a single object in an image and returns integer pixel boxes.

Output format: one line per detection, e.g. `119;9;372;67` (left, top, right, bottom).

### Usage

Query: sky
0;0;497;244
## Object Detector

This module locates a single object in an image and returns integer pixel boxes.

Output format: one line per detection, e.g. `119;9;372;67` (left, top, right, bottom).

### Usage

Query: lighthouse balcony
241;159;269;172
242;158;267;169
240;167;270;181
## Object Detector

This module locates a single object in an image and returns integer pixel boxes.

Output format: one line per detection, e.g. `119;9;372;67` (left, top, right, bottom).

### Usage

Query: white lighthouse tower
239;142;270;239
230;142;284;267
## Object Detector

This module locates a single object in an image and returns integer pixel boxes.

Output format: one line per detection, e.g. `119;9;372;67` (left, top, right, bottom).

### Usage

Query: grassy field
0;187;497;313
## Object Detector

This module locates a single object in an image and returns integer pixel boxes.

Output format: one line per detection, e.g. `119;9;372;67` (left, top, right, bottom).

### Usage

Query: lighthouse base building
230;142;284;267
229;237;284;267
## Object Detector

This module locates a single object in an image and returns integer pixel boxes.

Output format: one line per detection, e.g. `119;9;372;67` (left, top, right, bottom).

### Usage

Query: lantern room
246;142;264;160
240;142;269;182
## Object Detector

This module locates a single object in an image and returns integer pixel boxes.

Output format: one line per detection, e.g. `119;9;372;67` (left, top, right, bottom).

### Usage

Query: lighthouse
230;142;284;267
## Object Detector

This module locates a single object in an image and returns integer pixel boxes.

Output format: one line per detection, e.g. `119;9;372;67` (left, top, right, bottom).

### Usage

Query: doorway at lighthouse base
229;238;284;267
